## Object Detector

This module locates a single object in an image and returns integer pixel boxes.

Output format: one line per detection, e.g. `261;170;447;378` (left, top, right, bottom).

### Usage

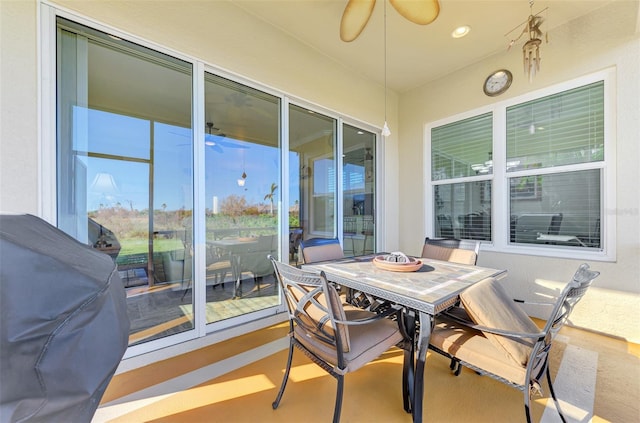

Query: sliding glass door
57;18;195;346
342;124;376;256
288;104;337;252
202;73;281;324
54;14;379;354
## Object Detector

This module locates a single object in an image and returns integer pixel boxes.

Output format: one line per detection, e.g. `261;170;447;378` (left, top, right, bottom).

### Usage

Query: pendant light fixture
381;0;391;138
237;151;247;187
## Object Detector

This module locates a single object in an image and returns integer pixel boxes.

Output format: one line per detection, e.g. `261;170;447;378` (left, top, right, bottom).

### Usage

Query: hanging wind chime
508;0;548;82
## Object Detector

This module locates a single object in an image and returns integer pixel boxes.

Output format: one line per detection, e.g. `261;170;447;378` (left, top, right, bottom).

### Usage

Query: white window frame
425;68;616;262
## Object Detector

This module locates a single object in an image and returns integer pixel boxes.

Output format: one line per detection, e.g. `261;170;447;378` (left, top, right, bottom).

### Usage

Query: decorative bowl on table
372;252;423;272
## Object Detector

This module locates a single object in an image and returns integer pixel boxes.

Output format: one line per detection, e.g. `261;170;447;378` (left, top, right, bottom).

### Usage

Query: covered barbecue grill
0;213;129;422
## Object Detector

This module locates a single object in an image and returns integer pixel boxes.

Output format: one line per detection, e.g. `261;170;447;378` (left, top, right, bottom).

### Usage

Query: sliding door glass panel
289;105;337;248
56;17;194;347
342;124;376;256
203;73;281;324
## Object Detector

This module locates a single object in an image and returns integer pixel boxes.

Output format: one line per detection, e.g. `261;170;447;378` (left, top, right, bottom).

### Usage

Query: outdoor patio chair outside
429;263;599;423
269;256;404;423
420;237;480;265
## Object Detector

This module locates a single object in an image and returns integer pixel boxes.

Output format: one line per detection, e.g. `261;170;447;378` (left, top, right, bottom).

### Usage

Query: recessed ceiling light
452;25;471;39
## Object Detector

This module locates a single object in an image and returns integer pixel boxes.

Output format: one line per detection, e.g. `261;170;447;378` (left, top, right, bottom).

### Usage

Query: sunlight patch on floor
101;374;276;422
541;344;598;423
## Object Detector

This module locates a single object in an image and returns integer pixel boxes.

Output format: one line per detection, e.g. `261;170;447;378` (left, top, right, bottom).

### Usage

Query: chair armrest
442;309;546;341
513;298;556;306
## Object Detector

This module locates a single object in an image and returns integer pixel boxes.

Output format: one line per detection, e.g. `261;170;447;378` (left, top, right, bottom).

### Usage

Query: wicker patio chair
429;263;599;423
269;256;404;423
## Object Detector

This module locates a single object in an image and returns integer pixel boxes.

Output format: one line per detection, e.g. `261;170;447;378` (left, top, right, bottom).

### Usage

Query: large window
426;72;613;259
431;113;493;240
506;81;603;249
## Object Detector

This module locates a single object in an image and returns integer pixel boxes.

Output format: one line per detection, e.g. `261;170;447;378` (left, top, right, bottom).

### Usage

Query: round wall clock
483;69;512;97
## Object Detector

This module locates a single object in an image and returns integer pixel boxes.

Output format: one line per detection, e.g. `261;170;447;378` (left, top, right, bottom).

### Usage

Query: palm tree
264;183;277;215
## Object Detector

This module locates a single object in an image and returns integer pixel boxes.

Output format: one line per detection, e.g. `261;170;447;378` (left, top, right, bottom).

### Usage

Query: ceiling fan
340;0;440;42
204;122;250;154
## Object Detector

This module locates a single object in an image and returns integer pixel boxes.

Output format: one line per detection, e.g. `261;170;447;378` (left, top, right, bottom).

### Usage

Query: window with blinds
507;81;604;249
426;72;611;257
430;113;493;241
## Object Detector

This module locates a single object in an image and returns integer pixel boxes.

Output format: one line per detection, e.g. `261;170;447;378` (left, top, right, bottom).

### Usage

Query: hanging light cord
384;0;387;118
382;0;391;137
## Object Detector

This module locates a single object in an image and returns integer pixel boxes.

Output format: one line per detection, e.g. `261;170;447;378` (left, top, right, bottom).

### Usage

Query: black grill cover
0;214;130;422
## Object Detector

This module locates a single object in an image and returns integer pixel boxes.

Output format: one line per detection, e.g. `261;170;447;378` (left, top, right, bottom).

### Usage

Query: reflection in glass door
203;74;281;324
56;18;195;347
342;124;376;256
288;105;337;257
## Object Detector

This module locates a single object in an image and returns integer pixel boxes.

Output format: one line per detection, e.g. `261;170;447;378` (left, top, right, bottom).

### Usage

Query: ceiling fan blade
208;144;224;153
389;0;440;25
216;140;249;149
340;0;376;42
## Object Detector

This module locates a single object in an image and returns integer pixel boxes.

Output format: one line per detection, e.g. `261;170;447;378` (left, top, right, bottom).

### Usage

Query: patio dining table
303;255;507;423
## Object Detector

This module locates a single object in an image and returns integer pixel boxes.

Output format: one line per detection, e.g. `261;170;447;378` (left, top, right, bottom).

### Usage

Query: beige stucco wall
0;0;39;214
398;1;640;342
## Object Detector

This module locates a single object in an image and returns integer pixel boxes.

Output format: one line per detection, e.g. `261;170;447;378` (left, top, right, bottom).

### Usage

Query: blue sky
84;108;302;212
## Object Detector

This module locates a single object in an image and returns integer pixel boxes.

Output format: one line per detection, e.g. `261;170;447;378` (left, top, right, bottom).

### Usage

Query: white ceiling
232;0;614;93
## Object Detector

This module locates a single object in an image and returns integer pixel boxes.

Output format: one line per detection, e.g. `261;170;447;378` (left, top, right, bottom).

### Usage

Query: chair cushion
430;318;528;386
296;308;403;374
303;243;345;263
460;278;539;366
421;244;477;265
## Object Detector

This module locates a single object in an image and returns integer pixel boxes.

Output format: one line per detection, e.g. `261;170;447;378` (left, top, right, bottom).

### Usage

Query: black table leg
232;255;242;299
412;312;432;423
400;311;416;414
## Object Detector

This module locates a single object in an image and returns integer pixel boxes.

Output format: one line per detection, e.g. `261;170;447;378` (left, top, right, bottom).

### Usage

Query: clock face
483;69;512;97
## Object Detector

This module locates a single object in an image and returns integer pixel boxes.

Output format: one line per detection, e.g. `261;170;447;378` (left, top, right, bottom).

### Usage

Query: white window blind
506;81;604;170
431;112;493;180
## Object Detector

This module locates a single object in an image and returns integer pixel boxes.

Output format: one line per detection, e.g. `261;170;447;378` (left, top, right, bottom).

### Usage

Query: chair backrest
421;237;479;265
362;216;374;235
289;228;303;257
436;214;454;238
299;238;345;264
543;263;599;340
242;234;277;277
269;256;349;360
514;213;563;243
526;263;599;383
343;216;357;234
